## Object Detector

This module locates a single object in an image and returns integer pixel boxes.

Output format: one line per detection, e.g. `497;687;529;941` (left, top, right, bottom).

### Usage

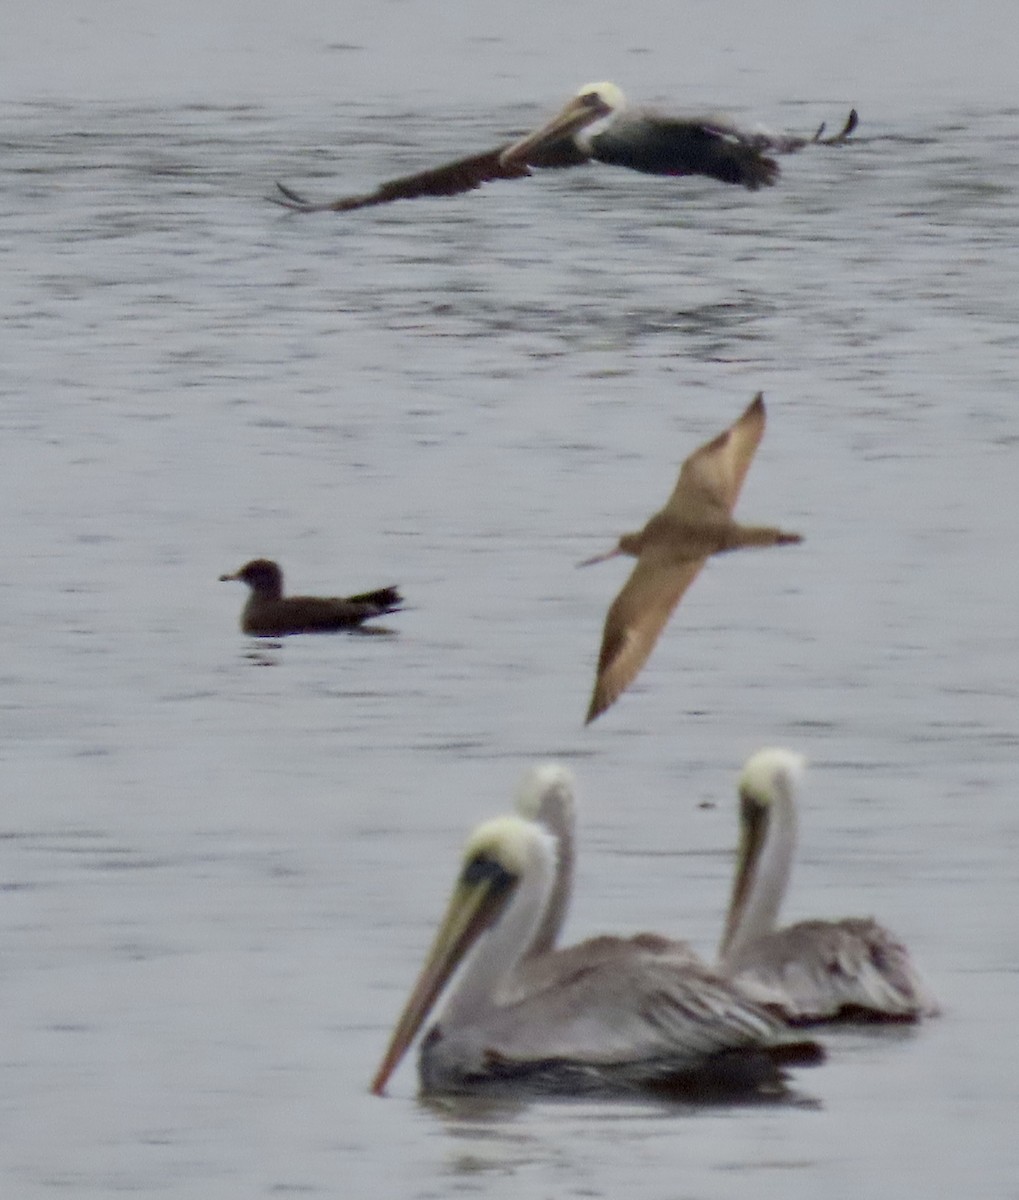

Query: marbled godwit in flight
582;394;801;724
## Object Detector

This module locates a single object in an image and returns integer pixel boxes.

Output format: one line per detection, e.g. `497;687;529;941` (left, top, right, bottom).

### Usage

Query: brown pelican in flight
717;749;939;1024
581;394;802;725
273;82;856;213
218;559;401;636
370;811;824;1097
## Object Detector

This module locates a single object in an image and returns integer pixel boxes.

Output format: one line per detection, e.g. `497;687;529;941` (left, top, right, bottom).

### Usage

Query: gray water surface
2;4;1018;1197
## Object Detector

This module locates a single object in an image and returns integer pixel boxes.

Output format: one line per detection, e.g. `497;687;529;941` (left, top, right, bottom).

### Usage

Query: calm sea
2;3;1017;1197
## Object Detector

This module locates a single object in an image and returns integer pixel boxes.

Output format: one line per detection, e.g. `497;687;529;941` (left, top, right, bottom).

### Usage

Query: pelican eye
580;92;601;107
461;852;517;896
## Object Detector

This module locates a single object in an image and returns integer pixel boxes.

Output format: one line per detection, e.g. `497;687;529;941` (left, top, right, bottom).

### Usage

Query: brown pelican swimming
581;394;802;725
717;749;939;1024
370;812;823;1097
513;763;701;966
219;558;401;636
273;82;856;213
513;764;577;957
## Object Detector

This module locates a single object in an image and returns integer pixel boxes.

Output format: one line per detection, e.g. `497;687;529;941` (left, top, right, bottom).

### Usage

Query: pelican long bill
370;839;519;1095
498;88;615;168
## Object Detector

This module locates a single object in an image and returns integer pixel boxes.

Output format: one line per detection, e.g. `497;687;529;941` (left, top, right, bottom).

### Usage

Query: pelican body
718;749;939;1024
500;82;778;189
273;83;856;214
219;558;402;636
582;394;802;724
371;813;823;1098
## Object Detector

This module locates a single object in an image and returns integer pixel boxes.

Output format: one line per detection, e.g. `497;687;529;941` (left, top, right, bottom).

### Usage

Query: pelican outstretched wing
272;145;531;213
